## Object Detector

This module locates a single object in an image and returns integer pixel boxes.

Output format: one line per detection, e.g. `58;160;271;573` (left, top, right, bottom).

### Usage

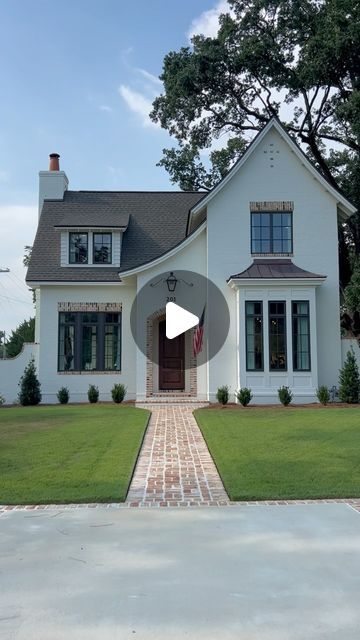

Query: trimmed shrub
278;385;293;406
57;387;70;404
88;384;99;404
216;385;229;405
111;383;127;404
339;348;360;403
0;394;5;406
316;385;330;405
18;358;42;406
235;387;253;407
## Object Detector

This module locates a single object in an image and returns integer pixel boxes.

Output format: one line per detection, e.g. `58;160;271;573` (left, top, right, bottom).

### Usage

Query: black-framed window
292;301;311;371
93;233;112;264
58;313;76;371
69;233;88;264
58;312;121;372
245;301;263;371
104;313;121;371
269;301;287;370
251;212;292;254
81;313;98;371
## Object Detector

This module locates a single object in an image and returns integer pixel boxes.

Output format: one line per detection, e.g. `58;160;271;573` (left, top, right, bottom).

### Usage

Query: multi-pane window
69;233;88;264
104;313;121;371
58;313;76;371
269;301;287;370
81;313;98;371
245;302;263;371
93;233;112;263
292;301;310;371
251;212;292;254
58;312;121;372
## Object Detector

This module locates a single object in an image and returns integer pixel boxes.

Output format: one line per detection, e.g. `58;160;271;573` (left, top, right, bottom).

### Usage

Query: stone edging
1;498;360;512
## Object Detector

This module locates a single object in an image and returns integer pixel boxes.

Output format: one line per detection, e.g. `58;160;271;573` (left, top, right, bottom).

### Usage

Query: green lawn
0;404;149;504
195;407;360;501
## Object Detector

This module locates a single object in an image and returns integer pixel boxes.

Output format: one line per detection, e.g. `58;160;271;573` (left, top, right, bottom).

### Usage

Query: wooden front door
158;319;185;390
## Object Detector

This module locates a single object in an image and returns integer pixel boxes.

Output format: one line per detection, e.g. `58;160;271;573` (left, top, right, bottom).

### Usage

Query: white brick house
3;118;356;404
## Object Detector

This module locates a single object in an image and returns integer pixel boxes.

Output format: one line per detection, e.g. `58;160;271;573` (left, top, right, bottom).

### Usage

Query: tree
342;261;360;340
0;331;5;359
6;318;35;358
151;0;360;286
23;245;36;305
338;348;360;403
18;357;41;406
23;245;33;268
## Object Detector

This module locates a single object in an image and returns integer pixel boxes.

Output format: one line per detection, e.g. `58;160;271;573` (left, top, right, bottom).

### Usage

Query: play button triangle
166;302;199;340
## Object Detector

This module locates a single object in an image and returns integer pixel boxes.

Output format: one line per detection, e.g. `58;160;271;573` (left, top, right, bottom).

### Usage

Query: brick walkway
126;404;230;507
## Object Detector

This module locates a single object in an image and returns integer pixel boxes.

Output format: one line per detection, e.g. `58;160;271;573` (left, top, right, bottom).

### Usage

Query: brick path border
1;500;360;513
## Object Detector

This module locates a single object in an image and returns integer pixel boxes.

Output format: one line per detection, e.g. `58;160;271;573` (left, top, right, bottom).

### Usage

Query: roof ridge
68;190;205;194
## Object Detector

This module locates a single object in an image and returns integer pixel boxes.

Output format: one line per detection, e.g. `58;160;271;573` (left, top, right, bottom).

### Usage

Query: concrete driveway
1;504;360;639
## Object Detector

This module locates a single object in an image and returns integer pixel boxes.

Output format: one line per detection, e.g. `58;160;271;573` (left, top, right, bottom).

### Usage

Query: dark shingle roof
228;259;326;281
54;191;130;228
26;190;205;283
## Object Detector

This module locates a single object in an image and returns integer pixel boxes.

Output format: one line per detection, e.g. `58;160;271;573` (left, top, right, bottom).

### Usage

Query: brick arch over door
146;307;197;397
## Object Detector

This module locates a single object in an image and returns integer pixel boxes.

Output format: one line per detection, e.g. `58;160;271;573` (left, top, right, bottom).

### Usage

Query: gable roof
227;259;326;282
26;190;204;283
187;117;356;233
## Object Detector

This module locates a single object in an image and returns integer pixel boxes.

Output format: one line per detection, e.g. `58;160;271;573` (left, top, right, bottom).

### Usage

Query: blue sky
0;0;226;336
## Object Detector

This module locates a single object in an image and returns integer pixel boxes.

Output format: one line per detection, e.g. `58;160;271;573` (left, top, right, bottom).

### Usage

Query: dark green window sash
58;312;121;372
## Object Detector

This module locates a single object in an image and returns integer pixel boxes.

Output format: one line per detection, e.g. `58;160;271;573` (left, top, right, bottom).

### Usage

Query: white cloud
135;68;162;87
0;205;37;335
187;0;231;40
118;85;159;129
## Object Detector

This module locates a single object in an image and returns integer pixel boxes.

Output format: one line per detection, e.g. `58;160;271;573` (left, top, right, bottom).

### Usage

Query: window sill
58;370;122;375
64;263;115;268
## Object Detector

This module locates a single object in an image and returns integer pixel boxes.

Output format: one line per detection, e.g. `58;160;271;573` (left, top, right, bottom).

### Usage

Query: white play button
166;302;199;340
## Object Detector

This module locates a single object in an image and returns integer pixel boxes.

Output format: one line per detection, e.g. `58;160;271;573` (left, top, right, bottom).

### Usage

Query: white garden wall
0;343;39;404
341;338;360;370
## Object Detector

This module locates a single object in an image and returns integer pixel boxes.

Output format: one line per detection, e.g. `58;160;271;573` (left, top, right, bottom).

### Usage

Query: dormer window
251;212;292;254
93;233;112;264
69;232;88;264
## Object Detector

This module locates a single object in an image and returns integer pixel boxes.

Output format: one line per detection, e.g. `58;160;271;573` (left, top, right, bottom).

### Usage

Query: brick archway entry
146;308;197;397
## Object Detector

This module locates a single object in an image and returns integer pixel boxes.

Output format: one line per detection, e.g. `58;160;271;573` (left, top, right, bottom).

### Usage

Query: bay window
292;301;311;371
269;301;287;370
245;301;263;371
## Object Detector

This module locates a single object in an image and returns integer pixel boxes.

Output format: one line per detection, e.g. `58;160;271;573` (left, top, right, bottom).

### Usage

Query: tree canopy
151;0;360;288
6;318;35;359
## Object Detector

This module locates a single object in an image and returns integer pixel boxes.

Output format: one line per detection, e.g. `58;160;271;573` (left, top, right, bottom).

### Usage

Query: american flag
193;306;205;357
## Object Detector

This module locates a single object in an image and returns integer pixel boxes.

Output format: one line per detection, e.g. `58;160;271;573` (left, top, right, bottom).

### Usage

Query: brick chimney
38;153;68;218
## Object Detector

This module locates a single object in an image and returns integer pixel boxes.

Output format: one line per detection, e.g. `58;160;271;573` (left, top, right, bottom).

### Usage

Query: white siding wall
206;127;341;400
37;284;136;403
